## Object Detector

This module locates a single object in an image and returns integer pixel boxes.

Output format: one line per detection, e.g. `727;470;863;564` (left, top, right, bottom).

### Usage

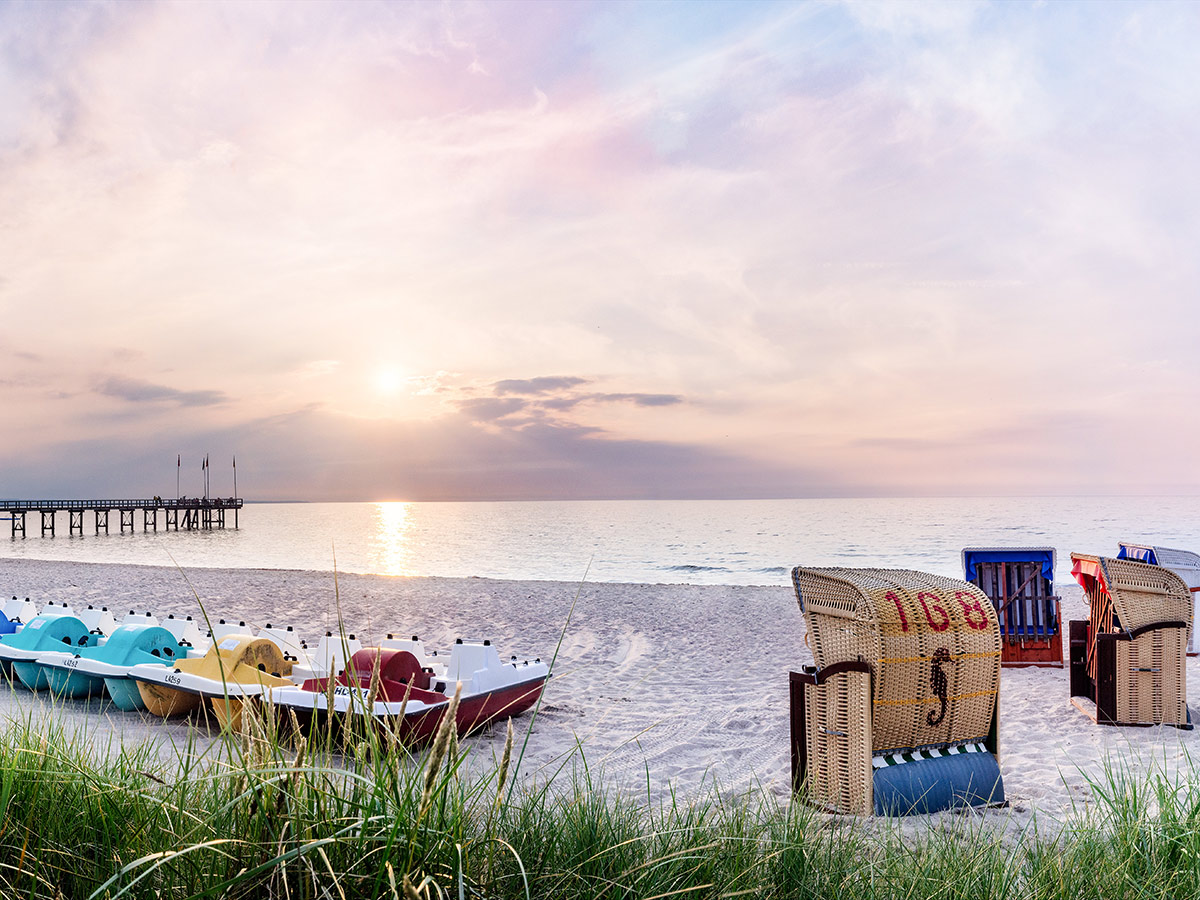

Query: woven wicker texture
792;567;1001;754
1116;629;1188;725
803;670;873;815
1099;555;1192;631
1072;553;1190;724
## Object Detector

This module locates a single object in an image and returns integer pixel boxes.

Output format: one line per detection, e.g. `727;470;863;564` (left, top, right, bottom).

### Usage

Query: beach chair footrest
872;750;1004;816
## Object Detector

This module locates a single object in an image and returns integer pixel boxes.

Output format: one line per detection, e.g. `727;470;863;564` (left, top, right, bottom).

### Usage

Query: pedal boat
204;629;364;728
128;633;296;723
270;639;549;743
36;624;188;707
29;606;121;696
1;597;38;634
0;612;97;689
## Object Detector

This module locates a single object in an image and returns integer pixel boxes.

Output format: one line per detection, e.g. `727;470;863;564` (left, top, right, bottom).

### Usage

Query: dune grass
2;698;1200;899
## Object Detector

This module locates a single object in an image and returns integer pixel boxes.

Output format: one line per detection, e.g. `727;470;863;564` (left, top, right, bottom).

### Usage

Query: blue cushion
873;751;1004;816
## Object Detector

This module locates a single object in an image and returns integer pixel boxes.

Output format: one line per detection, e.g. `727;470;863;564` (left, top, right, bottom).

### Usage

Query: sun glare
372;366;405;395
370;501;414;576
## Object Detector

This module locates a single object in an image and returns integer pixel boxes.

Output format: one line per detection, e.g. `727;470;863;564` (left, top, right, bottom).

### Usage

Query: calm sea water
1;497;1198;586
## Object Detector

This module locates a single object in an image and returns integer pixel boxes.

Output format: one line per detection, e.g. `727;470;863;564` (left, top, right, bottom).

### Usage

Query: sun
372;366;405;395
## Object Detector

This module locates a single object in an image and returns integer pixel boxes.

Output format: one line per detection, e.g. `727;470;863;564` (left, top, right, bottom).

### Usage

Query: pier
0;498;243;537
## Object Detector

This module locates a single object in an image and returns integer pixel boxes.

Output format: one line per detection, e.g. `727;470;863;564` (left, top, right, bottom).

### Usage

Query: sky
2;0;1199;502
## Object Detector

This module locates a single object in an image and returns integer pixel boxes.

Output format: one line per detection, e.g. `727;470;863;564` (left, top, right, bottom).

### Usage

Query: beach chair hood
792;566;1001;754
1070;555;1191;634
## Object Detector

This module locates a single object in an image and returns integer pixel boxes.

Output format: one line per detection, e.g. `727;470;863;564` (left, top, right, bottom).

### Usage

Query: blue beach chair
963;547;1063;667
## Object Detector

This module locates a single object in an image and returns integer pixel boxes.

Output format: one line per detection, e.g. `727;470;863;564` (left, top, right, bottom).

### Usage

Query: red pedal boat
269;638;549;743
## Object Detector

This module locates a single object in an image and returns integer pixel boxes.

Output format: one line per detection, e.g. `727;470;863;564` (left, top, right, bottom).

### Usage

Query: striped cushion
872;741;987;769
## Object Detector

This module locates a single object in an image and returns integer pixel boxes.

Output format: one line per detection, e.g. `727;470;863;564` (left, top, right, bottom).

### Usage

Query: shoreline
2;557;1200;832
0;553;788;589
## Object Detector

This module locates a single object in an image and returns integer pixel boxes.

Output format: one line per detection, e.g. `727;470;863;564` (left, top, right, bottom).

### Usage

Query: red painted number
916;592;950;632
884;591;909;632
954;591;990;630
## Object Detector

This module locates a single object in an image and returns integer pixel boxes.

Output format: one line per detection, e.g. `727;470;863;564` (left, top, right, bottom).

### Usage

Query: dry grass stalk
401;872;423;900
419;682;462;816
495;717;514;806
366;651;382;709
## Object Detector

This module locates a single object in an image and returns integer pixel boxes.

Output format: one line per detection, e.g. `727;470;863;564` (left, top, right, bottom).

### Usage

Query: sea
1;497;1198;587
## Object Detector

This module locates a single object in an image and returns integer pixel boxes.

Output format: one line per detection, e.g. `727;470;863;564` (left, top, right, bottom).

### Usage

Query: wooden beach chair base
790;666;1005;816
1068;618;1193;729
1000;630;1064;668
1068;695;1194;729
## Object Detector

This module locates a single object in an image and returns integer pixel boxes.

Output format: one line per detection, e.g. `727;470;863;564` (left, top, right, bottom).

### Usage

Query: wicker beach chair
1117;543;1200;656
789;567;1004;816
962;547;1063;667
1068;553;1192;728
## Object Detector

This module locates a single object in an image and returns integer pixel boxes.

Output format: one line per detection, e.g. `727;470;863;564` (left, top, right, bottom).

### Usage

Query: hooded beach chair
789;567;1004;816
962;547;1063;666
1068;553;1191;727
1117;543;1200;656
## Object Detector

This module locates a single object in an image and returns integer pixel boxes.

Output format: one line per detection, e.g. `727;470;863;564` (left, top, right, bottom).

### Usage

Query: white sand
2;558;1198;829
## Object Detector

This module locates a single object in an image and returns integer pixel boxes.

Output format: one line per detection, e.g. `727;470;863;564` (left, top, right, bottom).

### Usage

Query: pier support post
95;509;109;534
166;508;178;531
12;512;25;538
143;508;157;531
69;510;84;535
40;510;56;536
119;509;134;532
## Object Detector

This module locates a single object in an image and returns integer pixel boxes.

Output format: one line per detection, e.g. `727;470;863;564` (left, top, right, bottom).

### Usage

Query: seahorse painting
927;646;951;726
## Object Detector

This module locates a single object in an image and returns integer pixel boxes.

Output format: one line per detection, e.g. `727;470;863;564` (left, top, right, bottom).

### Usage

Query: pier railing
0;498;243;537
0;498;242;511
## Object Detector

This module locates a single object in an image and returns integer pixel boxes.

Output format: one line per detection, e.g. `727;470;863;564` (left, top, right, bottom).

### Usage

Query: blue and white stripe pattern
872;741;988;769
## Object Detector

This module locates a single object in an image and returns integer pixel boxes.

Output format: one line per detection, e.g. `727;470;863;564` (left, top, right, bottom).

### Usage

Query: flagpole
233;456;237;501
176;454;180;500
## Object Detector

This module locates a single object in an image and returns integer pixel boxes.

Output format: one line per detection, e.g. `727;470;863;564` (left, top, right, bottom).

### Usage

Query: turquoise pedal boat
0;614;95;689
37;624;187;707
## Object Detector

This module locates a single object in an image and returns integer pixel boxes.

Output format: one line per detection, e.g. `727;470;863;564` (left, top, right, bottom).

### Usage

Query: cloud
457;376;686;429
493;376;591;395
0;400;808;501
457;396;528;422
593;392;682;407
95;376;228;407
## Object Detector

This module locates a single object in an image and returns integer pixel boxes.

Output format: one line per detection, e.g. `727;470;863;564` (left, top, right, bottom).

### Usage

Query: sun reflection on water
370;501;415;576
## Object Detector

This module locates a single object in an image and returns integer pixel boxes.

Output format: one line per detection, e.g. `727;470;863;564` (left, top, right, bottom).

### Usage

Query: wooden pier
0;498;243;537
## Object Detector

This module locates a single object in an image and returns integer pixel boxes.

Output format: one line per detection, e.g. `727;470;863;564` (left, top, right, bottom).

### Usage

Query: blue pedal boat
37;624;187;707
1;597;38;634
0;614;97;689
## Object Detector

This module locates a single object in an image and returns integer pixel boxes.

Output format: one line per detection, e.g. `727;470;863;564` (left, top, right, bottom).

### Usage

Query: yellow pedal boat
129;635;293;726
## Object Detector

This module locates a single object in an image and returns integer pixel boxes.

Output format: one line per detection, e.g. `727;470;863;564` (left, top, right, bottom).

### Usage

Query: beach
2;557;1198;828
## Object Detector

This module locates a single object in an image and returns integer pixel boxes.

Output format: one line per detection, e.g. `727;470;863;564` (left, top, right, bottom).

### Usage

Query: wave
663;564;732;573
